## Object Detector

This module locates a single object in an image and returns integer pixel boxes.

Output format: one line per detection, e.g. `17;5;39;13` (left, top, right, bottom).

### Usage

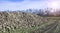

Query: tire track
44;22;58;33
54;21;60;33
40;22;58;33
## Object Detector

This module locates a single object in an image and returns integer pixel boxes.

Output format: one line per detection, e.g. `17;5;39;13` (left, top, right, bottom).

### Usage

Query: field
0;11;60;33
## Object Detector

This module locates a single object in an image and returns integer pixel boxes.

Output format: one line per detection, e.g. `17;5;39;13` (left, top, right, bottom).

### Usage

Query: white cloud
0;0;46;11
0;0;60;11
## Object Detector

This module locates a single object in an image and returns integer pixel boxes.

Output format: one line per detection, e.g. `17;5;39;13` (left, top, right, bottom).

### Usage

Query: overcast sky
0;0;60;11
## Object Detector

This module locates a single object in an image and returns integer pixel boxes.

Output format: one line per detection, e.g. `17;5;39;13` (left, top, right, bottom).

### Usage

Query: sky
0;0;60;11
